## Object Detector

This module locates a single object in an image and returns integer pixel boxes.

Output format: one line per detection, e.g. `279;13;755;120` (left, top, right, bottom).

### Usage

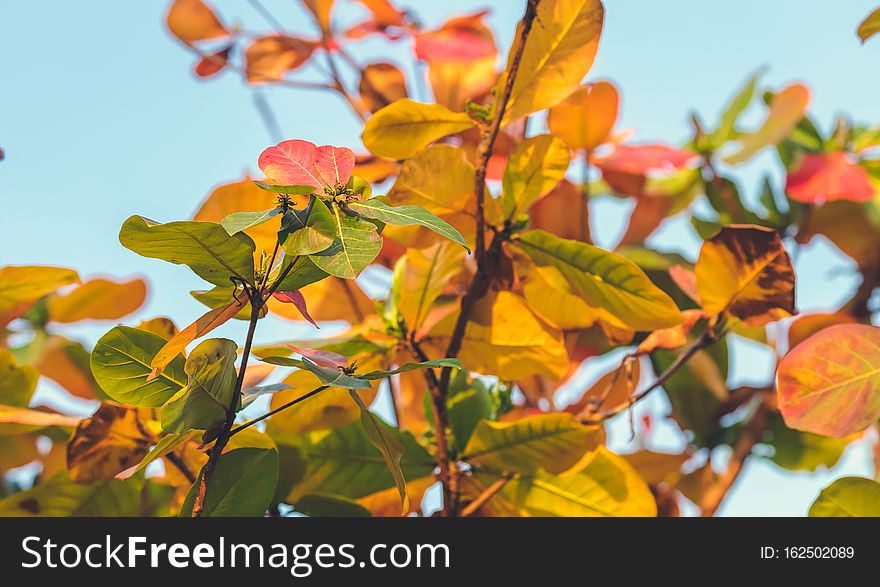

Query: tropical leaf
221;207;282;235
180;447;279;517
310;204;382;279
282;196;336;256
349;198;469;251
361;98;475;159
358;358;462;380
0;472;141;517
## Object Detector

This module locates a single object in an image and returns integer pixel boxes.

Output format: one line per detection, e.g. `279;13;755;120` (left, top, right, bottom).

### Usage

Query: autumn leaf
777;324;880;438
244;35;315;83
67;403;156;483
0;265;79;327
359;62;408;113
47;277;146;323
259;139;355;190
785;152;874;203
194;45;231;78
857;6;880;43
0;348;39;407
501;134;571;218
361;99;475;160
724;83;811;164
273;290;317;327
695;225;796;325
165;0;228;46
397;241;464;332
499;0;604;123
787;312;857;351
548;81;619;151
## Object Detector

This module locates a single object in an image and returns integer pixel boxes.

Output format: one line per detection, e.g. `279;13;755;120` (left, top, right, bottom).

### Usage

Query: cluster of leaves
3;0;880;518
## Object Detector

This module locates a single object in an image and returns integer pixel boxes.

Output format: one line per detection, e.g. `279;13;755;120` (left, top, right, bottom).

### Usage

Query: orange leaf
359;62;408;113
787;312;857;351
414;11;496;62
166;0;228;46
786;152;874;204
527;179;590;242
244;35;315;83
47;277;146;323
548;81;619;151
67;403;155;483
724;83;810;164
636;309;705;354
194;45;231;78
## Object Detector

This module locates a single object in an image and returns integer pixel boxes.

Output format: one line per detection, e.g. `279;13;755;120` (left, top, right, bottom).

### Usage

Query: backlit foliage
3;0;880;518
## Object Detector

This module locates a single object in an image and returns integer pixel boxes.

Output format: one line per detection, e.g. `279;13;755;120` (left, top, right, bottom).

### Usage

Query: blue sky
2;0;879;515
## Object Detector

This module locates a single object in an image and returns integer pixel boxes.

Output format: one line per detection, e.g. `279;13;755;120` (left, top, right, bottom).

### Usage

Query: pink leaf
273;290;319;328
786;152;874;204
596;144;697;176
258;139;325;188
315;145;355;188
287;345;348;369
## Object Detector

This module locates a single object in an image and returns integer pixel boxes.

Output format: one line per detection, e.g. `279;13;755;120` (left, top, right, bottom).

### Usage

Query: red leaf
287;345;348;369
786;152;874;204
194;45;231;78
414;11;496;63
259;139;354;189
596;144;697;176
273;290;319;328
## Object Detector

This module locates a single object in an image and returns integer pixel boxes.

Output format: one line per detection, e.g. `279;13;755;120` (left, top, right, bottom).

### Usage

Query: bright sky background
2;0;880;516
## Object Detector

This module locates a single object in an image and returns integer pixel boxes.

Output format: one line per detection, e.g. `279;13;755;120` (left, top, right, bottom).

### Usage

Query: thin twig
165;451;196;485
461;473;514;517
229;385;330;437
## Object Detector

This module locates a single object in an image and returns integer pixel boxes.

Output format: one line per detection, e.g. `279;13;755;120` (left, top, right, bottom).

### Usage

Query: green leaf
90;326;186;407
119;216;256;286
295;494;372;517
358;358;462;380
221;207;282;235
190;286;253;320
282;196;337;256
708;70;762;149
475;447;656;517
284;422;434;501
764;414;850;472
447;376;493;453
516;229;683;331
310;204;382;279
129;431;200;477
0;472;142;516
463;413;601;475
501;134;571;218
180;448;279;517
160;338;239;433
301;357;372;390
272;255;330;292
349;198;469;252
0;348;39;407
809;477;880;517
259;356;307;368
253;181;317;195
350;390;410;512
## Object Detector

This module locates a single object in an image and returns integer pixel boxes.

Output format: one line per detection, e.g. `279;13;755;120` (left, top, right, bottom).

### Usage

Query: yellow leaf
67;403;156;483
389;144;475;215
426;291;569;380
501;134;571;218
0;347;39;407
47;277;146;323
858;6;880;43
429;57;497;112
398;241;465;332
499;0;605;123
362;99;475;160
303;0;335;33
695;225;796;325
0;265;79;326
724;83;810;164
548;81;619;150
34;336;100;400
359;62;408;113
165;0;228;46
0;405;80;436
516;253;597;330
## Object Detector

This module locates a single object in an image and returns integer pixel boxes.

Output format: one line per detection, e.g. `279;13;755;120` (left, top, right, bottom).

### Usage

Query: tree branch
229;385;330;437
461;473;514;517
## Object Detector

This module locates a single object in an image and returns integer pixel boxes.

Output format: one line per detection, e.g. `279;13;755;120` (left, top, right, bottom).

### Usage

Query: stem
165;451;196;484
191;296;262;517
699;398;773;516
461;473;514;517
580;149;591;242
229;385;330;437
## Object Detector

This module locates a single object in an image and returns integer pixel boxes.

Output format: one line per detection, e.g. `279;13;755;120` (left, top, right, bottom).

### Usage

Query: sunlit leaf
358;358;461;380
273;290;317;327
259;139;355;190
349;198;468;250
282;195;337;256
398;241;464;331
91;326;186;407
0;347;38;407
180;447;279;517
310;204;382;279
300;357;371;390
501;134;571;218
857;6;880;43
695;225;796;325
764;414;851;472
0;472;142;516
809;476;880;516
777;323;880;437
359;62;408;113
724;83;811;164
47;277;146;323
786;152;874;203
361;99;475;160
67;403;156;483
165;0;228;46
0;265;79;326
548;81;619;150
221;207;282;235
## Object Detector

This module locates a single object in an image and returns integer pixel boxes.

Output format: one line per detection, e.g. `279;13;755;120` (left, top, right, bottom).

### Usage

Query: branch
461;473;514;517
698;397;773;517
229;385;329;437
165;451;196;485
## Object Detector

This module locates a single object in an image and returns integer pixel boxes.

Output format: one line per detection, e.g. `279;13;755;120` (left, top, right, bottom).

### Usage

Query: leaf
165;0;228;46
361;99;475;160
46;277;147;323
795;201;880;266
0;348;39;407
565;358;640;415
91;326;187;407
282;196;337;256
119;216;255;286
426;290;569;380
809;477;880;516
785;152;874;203
359;62;408;113
259;139;355;189
0;265;79;326
221;207;282;235
857;6;880;43
150;296;246;374
695;225;796;325
498;0;604;123
191;286;253;320
358;358;462;380
160;338;239;434
764;414;851;472
476;447;656;517
180;448;279;517
244;35;315;83
724;83;811;164
349;198;469;251
777;324;880;437
284;422;434;501
0;405;80;435
273;291;317;327
464;413;601;475
303;0;335;33
501;134;571;218
446;377;493;452
67;403;156;483
310;204;382;279
296;494;372;517
300;357;372;390
289;346;348;368
349;390;409;512
787;312;858;351
0;472;142;516
547;81;619;150
272;255;331;292
398;241;465;331
516;229;682;331
123;430;200;479
389;144;475;214
708;71;761;148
